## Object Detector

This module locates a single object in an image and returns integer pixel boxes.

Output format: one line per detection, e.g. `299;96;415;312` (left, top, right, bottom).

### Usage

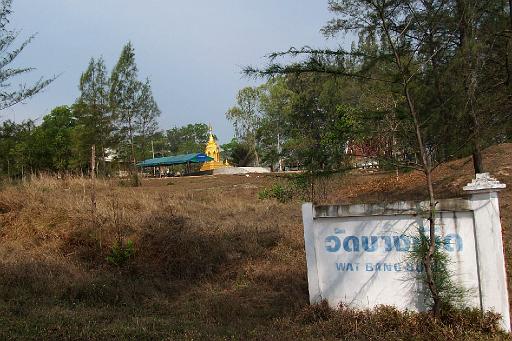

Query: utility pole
151;140;156;176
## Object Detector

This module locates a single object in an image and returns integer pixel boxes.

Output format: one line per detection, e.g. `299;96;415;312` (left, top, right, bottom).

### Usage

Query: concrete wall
302;173;510;332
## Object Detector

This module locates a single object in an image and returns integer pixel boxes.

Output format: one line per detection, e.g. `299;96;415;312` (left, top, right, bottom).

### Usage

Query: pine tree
110;42;141;166
135;79;160;160
74;57;112;173
0;0;53;113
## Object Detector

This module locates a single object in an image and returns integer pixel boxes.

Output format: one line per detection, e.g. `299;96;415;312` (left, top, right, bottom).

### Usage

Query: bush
258;183;293;203
106;240;135;266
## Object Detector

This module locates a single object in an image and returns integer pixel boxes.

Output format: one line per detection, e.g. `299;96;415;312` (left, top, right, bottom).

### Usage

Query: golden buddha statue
200;125;228;171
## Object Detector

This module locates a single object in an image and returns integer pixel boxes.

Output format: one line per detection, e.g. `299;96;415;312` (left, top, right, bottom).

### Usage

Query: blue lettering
384;263;393;271
336;263;354;271
394;236;411;252
343;236;360;252
366;263;374;271
324;233;464;254
381;236;393;251
444;234;463;252
394;263;402;272
325;236;341;252
362;236;378;252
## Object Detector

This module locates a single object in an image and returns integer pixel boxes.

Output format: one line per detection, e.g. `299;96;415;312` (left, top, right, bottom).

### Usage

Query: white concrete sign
302;173;510;332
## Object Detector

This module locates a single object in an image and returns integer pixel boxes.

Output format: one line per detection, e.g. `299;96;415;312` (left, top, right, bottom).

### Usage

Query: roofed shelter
137;153;213;176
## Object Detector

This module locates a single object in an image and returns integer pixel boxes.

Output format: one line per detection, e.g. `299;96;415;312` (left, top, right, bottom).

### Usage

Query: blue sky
7;0;349;143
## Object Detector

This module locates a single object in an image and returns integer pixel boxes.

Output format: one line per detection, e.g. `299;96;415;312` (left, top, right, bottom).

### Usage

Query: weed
408;229;470;310
258;183;293;203
106;240;135;266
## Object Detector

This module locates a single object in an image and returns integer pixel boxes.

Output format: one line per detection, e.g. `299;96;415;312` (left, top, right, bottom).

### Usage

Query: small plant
408;229;469;311
106;240;135;266
130;173;141;187
258;183;293;203
288;173;312;201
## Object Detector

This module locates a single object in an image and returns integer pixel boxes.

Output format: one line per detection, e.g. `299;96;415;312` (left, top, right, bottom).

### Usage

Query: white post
302;203;321;304
464;173;510;332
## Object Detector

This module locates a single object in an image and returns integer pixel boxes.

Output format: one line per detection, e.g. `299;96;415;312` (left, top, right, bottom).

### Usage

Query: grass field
0;144;511;340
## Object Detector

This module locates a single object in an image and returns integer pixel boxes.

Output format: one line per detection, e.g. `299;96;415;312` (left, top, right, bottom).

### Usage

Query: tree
257;77;295;171
110;43;161;167
0;0;53;115
74;57;112;173
110;42;141;166
226;87;263;165
166;123;210;155
135;79;160;160
221;138;256;167
450;0;512;173
321;0;458;316
0;119;36;177
245;0;512;316
35;106;76;172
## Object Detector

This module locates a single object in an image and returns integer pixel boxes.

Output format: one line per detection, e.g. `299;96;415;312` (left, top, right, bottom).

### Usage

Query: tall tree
226;87;262;165
135;79;160;160
246;0;503;316
75;57;112;173
110;42;141;166
257;77;295;171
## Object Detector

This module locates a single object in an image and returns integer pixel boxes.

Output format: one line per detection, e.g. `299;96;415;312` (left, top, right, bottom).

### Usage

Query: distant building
200;125;229;171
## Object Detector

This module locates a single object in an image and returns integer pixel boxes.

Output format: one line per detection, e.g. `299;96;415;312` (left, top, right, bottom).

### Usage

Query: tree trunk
91;144;96;180
472;144;483;174
379;4;441;314
458;0;484;175
405;86;441;317
277;132;283;172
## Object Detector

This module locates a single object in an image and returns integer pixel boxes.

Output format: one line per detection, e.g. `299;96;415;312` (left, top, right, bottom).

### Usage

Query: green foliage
258;183;293;203
223;139;256;167
244;0;512;174
73;57;113;173
166;123;209;155
409;230;470;310
106;240;135;266
226;86;263;165
0;0;54;111
109;42;160;165
0;42;163;178
37;106;76;172
285;172;314;201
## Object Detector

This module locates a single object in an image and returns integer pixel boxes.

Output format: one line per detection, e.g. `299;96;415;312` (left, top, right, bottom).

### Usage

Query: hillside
0;144;511;340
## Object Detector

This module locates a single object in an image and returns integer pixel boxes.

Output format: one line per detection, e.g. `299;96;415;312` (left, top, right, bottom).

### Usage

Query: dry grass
0;145;511;340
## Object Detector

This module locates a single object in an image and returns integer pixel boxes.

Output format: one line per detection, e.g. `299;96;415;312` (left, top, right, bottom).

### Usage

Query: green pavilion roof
137;153;213;168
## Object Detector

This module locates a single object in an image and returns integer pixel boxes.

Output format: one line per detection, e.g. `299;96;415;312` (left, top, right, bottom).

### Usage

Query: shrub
258;183;293;203
106;240;135;266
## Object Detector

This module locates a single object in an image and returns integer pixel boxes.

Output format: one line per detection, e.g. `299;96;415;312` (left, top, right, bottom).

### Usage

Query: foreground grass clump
284;301;508;340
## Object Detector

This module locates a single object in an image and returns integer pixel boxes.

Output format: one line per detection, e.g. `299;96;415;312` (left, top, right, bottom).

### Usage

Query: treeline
228;0;512;174
0;41;214;178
